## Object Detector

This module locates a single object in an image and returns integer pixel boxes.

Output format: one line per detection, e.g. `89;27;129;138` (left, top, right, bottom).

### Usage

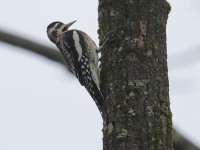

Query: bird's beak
65;20;77;28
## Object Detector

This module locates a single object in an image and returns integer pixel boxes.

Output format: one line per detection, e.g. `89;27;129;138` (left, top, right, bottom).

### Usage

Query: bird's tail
84;80;104;113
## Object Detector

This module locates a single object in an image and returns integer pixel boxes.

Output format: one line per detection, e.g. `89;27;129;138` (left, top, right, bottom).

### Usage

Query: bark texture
98;0;173;149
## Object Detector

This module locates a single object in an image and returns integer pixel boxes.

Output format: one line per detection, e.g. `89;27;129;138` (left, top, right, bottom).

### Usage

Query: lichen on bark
98;0;173;150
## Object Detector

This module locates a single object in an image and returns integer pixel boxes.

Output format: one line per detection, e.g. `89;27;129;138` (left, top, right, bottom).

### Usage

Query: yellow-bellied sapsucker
47;20;103;112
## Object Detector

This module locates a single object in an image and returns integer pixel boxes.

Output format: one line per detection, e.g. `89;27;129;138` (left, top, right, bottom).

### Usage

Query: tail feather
84;79;104;112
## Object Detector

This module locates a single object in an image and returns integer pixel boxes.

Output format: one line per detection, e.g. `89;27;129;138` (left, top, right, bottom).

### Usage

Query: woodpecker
47;20;104;112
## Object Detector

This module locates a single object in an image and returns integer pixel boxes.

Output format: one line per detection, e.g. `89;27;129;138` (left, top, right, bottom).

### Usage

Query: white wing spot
82;71;86;75
73;31;82;61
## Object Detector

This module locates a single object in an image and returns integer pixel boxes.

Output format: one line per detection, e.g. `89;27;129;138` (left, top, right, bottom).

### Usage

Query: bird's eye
62;27;67;32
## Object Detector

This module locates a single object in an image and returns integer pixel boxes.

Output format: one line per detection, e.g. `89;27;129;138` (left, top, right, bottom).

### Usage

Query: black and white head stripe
47;20;77;44
47;21;63;31
47;21;64;43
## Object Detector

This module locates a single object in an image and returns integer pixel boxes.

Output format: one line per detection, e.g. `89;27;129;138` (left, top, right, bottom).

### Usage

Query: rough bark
98;0;173;150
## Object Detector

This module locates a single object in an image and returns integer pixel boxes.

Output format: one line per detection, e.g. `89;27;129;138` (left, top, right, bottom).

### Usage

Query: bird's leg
96;30;118;53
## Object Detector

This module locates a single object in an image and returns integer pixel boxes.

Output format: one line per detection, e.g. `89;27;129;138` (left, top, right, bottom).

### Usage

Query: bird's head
47;20;76;43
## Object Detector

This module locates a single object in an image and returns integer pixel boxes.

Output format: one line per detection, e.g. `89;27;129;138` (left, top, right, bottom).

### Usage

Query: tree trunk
98;0;173;150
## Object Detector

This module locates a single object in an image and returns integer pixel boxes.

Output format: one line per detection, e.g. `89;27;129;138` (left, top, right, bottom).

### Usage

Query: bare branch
174;130;200;150
0;29;64;65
